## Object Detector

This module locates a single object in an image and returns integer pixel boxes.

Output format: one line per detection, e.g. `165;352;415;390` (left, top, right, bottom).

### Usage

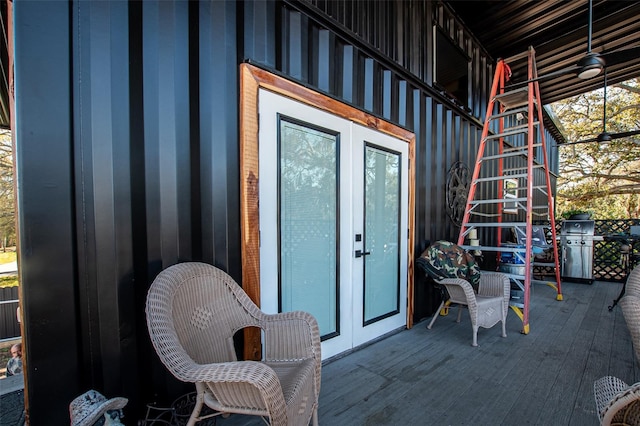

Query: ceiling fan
564;69;640;145
538;0;640;82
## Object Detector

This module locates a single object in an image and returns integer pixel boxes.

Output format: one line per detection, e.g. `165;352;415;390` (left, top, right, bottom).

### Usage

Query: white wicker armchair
621;294;640;364
427;272;510;346
594;376;640;425
624;266;640;298
145;262;321;426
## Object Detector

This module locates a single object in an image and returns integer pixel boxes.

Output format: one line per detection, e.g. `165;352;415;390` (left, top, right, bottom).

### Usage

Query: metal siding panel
398;80;407;127
288;11;303;80
198;1;240;274
383;70;391;119
342;44;354;102
364;57;374;112
14;2;80;424
142;2;191;269
243;0;277;68
74;1;140;400
318;29;330;91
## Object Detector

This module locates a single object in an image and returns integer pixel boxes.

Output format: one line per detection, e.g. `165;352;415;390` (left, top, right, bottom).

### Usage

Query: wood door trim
239;63;416;360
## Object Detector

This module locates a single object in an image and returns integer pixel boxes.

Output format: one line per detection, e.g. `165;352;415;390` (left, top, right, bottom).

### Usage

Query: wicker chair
620;294;640;364
145;262;321;426
624;266;640;298
594;376;640;425
427;272;510;346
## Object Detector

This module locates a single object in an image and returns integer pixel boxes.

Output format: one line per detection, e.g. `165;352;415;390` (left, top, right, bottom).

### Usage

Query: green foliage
551;78;640;219
0;276;18;288
560;209;593;219
0;130;14;248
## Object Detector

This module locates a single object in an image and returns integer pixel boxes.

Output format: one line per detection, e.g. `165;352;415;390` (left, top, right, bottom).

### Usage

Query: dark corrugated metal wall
13;1;559;422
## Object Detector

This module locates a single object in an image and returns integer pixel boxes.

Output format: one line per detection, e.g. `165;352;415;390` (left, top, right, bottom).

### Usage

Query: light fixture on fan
577;52;604;79
576;0;604;79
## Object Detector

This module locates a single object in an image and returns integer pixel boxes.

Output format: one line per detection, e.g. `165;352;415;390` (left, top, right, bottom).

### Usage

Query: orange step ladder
457;46;562;334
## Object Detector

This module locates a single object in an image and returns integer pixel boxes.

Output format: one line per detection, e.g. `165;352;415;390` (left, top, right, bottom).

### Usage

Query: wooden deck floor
217;279;638;426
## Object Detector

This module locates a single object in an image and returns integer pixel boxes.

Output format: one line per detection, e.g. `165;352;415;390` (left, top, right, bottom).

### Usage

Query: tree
0;129;14;250
550;78;640;219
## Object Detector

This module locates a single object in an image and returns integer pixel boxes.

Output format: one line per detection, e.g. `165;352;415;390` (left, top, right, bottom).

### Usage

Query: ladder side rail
496;63;507;250
532;57;563;299
522;47;536;334
457;60;506;246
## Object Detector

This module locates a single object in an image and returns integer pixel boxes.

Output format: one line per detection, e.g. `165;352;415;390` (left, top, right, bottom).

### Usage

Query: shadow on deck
217;279;637;426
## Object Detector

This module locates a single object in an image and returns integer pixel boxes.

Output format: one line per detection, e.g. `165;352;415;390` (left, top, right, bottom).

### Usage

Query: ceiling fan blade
610;129;640;139
538;65;581;80
563;137;598;146
600;46;640;67
563;130;640;146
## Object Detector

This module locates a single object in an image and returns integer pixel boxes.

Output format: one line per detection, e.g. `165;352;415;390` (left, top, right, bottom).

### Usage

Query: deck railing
592;219;640;282
0;286;20;340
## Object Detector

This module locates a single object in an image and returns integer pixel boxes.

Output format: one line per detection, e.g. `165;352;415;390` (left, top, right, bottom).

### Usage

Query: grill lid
560;220;595;236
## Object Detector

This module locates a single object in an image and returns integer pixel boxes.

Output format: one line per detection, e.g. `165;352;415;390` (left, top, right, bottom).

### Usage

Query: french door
258;88;409;359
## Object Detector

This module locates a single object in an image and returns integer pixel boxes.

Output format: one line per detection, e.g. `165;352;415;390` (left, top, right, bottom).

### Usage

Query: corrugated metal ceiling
445;0;640;106
1;1;638;129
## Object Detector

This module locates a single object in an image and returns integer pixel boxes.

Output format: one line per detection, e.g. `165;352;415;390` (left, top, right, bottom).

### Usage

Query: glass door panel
279;119;339;337
363;145;401;324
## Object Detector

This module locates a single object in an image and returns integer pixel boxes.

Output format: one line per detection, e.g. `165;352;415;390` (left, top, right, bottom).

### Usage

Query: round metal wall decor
446;161;470;227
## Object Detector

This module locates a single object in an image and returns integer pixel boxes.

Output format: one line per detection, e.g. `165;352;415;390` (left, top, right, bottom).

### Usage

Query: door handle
355;250;371;258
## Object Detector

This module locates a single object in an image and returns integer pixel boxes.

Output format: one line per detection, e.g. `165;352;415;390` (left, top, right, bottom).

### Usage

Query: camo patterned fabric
416;240;481;291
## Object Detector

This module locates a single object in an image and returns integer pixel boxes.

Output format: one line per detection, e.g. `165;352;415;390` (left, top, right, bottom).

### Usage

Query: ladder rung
469;212;500;218
459;245;531;253
484;126;529;141
494;86;528;101
464;222;527;228
494;87;538;109
489;106;529;121
504;164;546;173
474;173;528;183
486;121;540;140
503;143;542;153
533;262;556;267
469;197;529;205
482;151;529;161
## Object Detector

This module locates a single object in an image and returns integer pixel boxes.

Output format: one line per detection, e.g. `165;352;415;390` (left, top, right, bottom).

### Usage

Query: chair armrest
262;310;322;397
594;376;640;425
438;278;476;306
262;310;321;361
478;272;510;299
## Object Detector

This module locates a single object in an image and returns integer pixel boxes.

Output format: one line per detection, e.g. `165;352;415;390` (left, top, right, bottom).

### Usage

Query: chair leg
427;301;446;329
472;325;478;347
312;407;319;426
501;301;507;338
187;384;206;426
457;305;463;323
